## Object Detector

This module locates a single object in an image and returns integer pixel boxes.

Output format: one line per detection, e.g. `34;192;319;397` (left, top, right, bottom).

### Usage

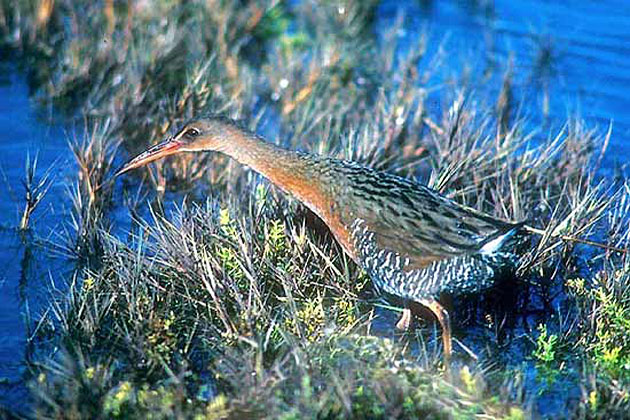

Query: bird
117;115;528;357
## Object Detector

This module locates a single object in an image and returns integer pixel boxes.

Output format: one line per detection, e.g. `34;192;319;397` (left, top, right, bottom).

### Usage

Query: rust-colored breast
319;204;358;262
258;157;358;261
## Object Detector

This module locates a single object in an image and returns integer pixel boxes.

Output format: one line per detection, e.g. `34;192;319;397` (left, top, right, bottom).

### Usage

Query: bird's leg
395;305;412;330
419;298;452;358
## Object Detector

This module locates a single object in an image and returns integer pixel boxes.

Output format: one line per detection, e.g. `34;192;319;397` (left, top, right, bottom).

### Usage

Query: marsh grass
2;0;630;417
47;119;122;260
18;153;55;231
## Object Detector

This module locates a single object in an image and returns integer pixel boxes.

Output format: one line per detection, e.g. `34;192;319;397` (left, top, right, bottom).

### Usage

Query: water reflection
0;60;72;413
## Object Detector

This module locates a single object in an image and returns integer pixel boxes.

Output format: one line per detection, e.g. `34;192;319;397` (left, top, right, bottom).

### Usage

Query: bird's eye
185;128;200;138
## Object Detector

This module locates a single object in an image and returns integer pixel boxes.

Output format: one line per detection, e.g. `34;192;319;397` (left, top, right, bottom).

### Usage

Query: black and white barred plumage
350;218;524;301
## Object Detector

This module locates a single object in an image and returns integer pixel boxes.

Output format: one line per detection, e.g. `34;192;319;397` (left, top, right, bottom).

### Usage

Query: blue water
1;0;629;415
0;60;73;413
378;0;630;172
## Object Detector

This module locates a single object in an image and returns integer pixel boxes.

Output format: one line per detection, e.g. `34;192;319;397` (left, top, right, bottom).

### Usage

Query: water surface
379;0;630;172
0;59;72;413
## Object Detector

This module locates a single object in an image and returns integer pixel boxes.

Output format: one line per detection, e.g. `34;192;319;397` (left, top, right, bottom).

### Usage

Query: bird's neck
216;126;358;261
217;129;328;214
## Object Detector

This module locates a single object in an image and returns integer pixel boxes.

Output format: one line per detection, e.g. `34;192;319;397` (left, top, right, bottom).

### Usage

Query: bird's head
116;116;239;176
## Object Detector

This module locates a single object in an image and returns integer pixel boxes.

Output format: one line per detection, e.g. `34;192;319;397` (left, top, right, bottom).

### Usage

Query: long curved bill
116;137;184;177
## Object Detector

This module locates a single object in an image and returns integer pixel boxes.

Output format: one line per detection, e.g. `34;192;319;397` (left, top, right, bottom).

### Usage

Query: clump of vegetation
1;0;629;418
566;199;630;418
11;153;55;232
530;323;566;391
